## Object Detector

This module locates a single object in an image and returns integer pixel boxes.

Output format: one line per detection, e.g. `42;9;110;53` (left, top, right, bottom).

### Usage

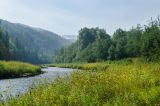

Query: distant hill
0;19;71;64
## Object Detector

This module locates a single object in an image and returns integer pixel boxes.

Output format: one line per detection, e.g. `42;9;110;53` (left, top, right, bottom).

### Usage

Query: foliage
0;19;70;64
112;28;127;59
54;27;111;63
0;23;10;60
2;59;160;105
141;19;160;61
54;17;160;63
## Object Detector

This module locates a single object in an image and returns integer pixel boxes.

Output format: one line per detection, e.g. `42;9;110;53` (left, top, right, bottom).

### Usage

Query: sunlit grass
1;59;160;105
0;61;41;79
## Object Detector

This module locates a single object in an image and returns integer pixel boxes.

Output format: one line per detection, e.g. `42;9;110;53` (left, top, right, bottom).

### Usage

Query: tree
78;28;96;50
108;44;116;60
141;19;160;61
125;25;142;57
54;17;160;63
112;28;127;59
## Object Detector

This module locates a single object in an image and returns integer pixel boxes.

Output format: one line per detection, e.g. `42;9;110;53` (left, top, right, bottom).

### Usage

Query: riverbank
0;61;41;79
0;67;72;102
1;59;160;105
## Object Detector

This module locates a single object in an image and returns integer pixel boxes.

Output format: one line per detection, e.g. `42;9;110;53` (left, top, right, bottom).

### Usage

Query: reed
0;61;41;79
1;59;160;105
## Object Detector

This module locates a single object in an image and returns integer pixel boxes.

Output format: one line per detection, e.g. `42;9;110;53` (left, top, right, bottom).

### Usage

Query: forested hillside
54;18;160;63
0;19;71;64
0;27;10;60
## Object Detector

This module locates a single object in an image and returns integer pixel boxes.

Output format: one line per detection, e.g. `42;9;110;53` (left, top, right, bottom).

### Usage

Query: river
0;67;73;101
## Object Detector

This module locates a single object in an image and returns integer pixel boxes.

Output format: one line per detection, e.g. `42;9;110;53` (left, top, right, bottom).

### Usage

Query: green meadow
0;61;41;79
1;59;160;106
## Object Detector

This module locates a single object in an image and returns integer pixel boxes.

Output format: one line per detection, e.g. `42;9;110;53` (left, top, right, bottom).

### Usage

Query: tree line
54;18;160;63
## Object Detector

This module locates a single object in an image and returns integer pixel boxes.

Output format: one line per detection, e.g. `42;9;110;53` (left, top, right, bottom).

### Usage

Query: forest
0;26;41;63
0;19;70;64
0;25;10;60
54;18;160;63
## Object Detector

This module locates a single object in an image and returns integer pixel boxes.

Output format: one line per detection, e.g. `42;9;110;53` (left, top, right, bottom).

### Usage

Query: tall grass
1;59;160;105
0;61;41;79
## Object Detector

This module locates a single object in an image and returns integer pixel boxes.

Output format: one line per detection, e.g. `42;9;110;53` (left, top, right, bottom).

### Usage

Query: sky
0;0;160;36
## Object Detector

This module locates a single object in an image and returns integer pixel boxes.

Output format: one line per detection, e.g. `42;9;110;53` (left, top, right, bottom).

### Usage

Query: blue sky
0;0;159;36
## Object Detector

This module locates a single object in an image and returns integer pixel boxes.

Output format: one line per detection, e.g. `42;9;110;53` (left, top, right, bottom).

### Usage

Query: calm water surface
0;67;73;100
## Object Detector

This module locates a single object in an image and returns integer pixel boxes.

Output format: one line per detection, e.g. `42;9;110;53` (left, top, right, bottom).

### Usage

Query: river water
0;67;73;100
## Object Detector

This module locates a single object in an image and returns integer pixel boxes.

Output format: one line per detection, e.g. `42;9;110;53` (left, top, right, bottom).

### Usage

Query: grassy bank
1;59;160;105
0;61;41;79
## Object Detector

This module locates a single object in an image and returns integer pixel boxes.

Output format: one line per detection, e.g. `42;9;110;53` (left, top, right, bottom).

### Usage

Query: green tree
78;28;96;50
113;28;127;59
141;19;160;61
108;44;116;60
126;25;142;57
